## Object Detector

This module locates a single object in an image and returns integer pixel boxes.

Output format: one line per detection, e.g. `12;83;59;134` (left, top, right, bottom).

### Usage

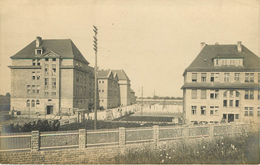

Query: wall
0;123;258;164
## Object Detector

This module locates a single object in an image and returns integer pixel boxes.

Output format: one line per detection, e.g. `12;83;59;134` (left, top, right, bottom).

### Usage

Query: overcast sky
0;0;259;97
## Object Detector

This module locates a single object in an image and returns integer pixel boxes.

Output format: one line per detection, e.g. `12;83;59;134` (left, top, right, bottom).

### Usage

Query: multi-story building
9;37;93;115
97;69;120;109
112;70;132;106
182;41;260;124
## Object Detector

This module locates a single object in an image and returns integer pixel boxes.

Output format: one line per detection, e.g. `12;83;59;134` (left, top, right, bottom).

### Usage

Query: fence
0;123;258;152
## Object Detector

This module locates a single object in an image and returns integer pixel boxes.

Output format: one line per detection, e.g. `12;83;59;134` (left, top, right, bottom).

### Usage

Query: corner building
182;42;260;124
9;37;93;115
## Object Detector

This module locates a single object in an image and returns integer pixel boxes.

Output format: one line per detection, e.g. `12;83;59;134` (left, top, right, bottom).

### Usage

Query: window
191;106;196;115
27;85;31;94
236;91;240;97
258;91;260;100
52;92;56;96
45;92;48;96
76;73;79;82
32;59;36;66
229;100;233;107
224;73;230;82
36;100;40;107
257;107;260;117
234;73;240;82
210;90;219;99
235;114;239;119
235;100;239;107
191;89;197;99
201;89;206;99
99;81;101;83
102;90;104;92
36;49;42;54
52;64;56;76
230;90;233;98
244;107;253;116
27;100;30;107
192;73;197;82
210;73;219;82
36;85;40;93
245;73;254;82
258;73;260;82
223;91;227;98
52;58;56;61
210;106;218;115
223;100;227;107
37;61;40;66
45;64;49;76
45;78;49;89
76;86;79;95
45;58;49;61
31;100;35;107
32;85;36;94
52;78;56;89
201;73;206;82
201;106;206;115
36;71;40;80
32;71;36;80
245;90;254;100
102;81;104;83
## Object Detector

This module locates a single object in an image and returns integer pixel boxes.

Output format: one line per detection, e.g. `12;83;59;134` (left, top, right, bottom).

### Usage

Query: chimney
237;41;242;52
200;42;205;50
36;36;42;47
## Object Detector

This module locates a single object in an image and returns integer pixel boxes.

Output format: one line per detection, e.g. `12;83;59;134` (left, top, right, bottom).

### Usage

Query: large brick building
9;37;94;115
182;42;260;124
9;37;135;115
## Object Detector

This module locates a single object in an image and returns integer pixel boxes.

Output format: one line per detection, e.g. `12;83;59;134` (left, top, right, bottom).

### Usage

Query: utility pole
141;86;143;116
93;25;98;130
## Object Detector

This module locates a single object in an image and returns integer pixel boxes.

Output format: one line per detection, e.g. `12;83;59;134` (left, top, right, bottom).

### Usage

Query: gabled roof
10;38;89;64
184;44;260;74
112;70;130;80
97;70;111;79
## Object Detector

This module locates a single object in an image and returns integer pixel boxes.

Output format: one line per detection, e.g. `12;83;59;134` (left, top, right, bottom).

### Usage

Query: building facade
182;42;260;124
9;37;93;116
112;70;132;106
97;70;120;109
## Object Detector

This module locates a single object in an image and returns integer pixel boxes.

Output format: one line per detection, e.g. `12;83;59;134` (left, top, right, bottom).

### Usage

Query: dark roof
181;83;260;90
112;70;130;80
184;44;260;74
97;70;111;79
11;38;89;64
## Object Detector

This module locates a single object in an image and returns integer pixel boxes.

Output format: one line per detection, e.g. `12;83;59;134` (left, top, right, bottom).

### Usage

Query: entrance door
228;114;234;123
47;106;53;114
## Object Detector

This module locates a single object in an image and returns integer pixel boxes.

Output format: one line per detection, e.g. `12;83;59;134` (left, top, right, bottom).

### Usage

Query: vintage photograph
0;0;259;164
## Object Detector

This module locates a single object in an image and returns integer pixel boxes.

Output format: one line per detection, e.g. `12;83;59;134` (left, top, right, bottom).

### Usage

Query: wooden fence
0;123;258;152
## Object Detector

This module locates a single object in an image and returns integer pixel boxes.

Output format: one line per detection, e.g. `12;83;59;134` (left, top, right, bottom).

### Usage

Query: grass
98;132;259;164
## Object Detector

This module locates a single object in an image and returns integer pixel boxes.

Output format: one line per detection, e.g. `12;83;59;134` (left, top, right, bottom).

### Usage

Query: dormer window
214;58;243;66
35;49;42;55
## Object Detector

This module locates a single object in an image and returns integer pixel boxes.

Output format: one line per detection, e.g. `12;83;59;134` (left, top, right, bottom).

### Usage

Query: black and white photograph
0;0;259;164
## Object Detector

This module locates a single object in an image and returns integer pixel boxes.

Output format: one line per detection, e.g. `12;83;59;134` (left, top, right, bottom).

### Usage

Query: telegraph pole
141;86;143;116
93;26;98;130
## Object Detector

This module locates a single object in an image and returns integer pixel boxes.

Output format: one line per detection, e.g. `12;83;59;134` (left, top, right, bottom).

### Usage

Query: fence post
31;130;40;151
209;124;214;138
119;127;126;146
79;129;86;148
153;125;159;146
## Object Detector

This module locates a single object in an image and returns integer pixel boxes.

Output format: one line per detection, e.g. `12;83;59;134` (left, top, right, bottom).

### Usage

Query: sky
0;0;259;97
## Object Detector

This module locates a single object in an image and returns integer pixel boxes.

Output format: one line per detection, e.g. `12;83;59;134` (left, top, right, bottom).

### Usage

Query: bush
3;120;60;132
